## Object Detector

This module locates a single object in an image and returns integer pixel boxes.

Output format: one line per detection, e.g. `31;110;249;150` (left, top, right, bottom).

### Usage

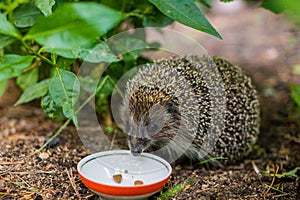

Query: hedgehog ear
165;102;177;114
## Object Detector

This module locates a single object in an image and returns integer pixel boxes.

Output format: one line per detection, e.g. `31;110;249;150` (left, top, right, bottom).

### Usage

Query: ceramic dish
77;150;172;200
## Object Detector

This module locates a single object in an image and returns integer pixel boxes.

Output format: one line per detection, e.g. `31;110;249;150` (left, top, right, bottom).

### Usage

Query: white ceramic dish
77;150;172;200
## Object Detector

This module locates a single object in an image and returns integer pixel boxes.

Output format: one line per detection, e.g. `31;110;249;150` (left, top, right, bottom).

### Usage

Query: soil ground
1;3;300;200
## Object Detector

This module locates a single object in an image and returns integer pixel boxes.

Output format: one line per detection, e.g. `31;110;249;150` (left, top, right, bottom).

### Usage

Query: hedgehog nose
130;148;142;156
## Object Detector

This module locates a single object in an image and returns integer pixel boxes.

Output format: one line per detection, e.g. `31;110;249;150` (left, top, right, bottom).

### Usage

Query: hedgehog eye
146;123;158;134
165;102;176;114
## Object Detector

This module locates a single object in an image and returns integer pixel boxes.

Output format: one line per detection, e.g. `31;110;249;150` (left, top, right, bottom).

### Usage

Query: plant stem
107;75;124;98
75;75;109;114
125;11;144;19
31;118;71;156
21;40;58;67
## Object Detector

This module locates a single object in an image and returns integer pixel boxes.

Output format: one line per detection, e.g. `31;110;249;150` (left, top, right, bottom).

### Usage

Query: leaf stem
54;67;69;101
75;75;109;114
107;75;123;98
21;40;57;67
23;58;40;72
125;11;144;19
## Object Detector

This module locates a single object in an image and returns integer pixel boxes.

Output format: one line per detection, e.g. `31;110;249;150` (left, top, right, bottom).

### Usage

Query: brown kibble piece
113;174;122;184
134;180;143;185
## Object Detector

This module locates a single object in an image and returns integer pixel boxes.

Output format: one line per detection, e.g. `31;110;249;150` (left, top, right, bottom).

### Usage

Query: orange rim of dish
78;171;171;196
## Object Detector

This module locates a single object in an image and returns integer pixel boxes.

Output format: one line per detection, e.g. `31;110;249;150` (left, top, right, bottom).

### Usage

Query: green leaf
97;77;115;95
57;57;75;71
62;102;78;126
261;0;284;14
13;3;43;28
149;0;221;39
194;0;212;8
25;2;124;49
110;38;149;60
96;94;109;115
143;9;174;27
49;69;80;126
44;42;118;63
14;78;51;106
16;67;39;91
0;55;35;82
35;0;55;16
0;79;8;97
220;0;234;2
0;13;20;38
290;84;300;108
49;69;80;106
100;0;124;10
0;34;16;48
264;0;300;24
292;64;300;75
272;167;298;179
105;61;125;80
41;92;65;122
110;37;149;69
79;76;98;93
261;0;300;21
157;182;186;200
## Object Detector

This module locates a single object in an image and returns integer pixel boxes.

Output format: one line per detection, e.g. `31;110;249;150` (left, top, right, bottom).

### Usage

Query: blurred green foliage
262;0;300;24
260;0;300;112
0;0;221;125
2;0;300;125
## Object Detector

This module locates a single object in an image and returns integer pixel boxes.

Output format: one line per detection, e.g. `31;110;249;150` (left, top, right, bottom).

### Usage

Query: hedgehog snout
128;135;151;156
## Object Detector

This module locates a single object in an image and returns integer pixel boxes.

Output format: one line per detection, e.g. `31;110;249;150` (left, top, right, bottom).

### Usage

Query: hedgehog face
124;98;180;156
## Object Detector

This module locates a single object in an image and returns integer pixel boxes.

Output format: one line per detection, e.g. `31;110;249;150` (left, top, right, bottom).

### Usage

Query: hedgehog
120;55;260;165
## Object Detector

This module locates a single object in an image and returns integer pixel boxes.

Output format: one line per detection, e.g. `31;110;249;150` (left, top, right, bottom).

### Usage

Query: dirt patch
1;5;300;200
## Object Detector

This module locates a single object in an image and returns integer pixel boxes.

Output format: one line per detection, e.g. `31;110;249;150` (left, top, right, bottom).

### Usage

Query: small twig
0;176;8;181
0;164;20;176
23;58;40;73
273;193;289;198
30;118;71;156
84;194;94;198
263;183;287;195
251;161;261;176
264;165;279;195
20;40;57;68
11;175;40;195
283;134;300;144
9;170;56;175
66;168;81;200
0;160;25;165
15;174;31;188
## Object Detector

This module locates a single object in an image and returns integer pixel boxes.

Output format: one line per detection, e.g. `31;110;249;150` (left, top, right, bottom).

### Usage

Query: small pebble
183;184;191;191
39;152;49;160
196;189;202;193
0;180;4;188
